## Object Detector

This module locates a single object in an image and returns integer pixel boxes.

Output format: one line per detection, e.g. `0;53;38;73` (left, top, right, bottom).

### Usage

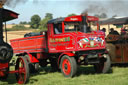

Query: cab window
53;23;62;34
64;22;81;32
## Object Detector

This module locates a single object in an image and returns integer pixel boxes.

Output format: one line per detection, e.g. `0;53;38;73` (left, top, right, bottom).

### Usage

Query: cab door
48;23;75;53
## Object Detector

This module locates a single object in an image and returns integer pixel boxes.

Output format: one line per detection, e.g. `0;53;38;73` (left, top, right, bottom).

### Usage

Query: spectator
101;28;106;32
121;27;127;35
54;24;62;34
109;28;119;35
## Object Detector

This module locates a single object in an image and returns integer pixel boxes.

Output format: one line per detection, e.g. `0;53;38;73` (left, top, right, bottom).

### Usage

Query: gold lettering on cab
50;37;70;42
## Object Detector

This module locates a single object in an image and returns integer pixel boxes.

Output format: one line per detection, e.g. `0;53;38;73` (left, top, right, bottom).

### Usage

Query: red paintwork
0;71;4;77
11;31;105;54
64;15;82;22
87;16;99;21
10;35;46;54
62;53;76;57
0;63;8;69
17;57;26;84
27;52;39;63
37;53;49;59
57;52;76;67
64;15;99;22
10;13;18;18
3;9;19;22
10;15;105;63
62;59;71;75
0;63;8;77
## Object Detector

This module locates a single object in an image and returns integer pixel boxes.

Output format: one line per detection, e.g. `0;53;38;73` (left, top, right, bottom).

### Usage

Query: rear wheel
60;55;77;77
25;55;39;73
94;54;111;73
15;56;29;84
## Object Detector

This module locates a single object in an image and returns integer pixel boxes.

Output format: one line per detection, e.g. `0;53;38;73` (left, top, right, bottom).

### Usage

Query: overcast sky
4;0;128;24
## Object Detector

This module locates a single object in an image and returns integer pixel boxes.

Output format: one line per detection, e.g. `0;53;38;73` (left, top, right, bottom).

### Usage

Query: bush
6;25;31;31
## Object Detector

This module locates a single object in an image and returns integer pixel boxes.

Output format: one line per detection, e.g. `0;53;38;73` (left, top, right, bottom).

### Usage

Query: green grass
1;66;128;85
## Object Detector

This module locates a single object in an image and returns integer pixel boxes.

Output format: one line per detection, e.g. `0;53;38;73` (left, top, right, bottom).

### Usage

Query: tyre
0;43;13;63
94;54;111;73
60;55;77;77
24;55;39;73
15;56;29;84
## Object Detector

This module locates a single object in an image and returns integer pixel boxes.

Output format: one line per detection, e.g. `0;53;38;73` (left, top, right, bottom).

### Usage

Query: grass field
1;65;128;85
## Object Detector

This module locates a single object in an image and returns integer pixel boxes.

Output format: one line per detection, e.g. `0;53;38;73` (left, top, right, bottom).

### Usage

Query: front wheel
60;55;77;77
15;56;29;84
94;54;111;73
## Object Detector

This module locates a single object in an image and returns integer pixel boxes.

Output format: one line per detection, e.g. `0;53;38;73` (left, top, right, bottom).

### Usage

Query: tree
67;13;76;17
39;13;53;30
19;21;28;24
45;13;53;19
100;13;107;18
30;14;41;29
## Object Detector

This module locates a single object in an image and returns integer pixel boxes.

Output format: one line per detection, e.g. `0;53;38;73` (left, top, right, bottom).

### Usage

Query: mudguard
25;52;39;63
58;52;76;67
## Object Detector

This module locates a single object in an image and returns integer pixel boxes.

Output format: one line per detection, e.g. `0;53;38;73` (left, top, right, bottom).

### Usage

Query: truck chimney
0;8;4;43
81;13;88;33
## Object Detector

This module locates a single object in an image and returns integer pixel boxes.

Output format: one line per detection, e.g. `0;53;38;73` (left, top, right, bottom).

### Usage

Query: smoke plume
82;4;107;15
0;0;39;8
81;0;128;17
5;0;27;7
108;0;128;15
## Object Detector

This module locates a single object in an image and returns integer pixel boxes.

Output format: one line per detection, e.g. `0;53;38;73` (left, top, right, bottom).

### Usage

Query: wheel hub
62;59;71;75
64;64;68;70
0;49;7;59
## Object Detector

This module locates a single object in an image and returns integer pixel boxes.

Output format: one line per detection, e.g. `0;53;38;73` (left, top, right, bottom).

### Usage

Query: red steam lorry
10;14;111;83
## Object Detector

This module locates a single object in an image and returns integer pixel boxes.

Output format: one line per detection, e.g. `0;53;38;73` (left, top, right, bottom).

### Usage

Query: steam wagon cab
10;15;111;78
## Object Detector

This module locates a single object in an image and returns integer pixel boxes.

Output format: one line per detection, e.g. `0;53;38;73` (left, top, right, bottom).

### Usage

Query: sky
4;0;128;24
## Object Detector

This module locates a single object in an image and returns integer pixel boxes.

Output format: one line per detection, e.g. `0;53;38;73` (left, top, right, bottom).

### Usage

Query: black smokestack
0;8;3;42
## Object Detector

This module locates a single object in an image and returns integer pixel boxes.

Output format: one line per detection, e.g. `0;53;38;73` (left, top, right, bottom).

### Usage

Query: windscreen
64;22;81;32
64;22;95;33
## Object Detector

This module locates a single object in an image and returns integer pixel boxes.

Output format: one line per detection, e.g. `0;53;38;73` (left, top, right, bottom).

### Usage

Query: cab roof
2;8;19;22
47;15;99;24
47;17;65;24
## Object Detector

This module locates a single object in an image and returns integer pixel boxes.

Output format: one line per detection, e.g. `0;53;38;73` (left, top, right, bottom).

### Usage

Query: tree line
19;12;116;31
19;13;76;31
